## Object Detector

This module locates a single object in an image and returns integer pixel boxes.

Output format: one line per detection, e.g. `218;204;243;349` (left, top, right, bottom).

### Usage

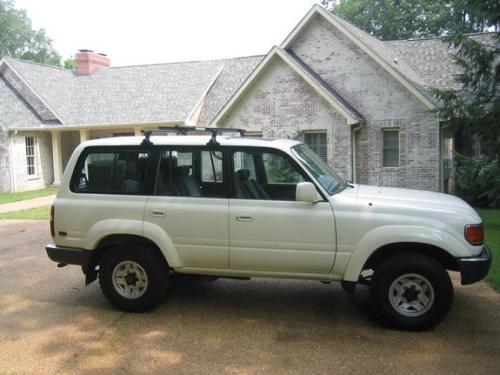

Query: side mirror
296;182;321;203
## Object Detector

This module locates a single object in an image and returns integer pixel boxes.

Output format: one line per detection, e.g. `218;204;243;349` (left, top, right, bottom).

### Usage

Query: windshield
291;144;345;195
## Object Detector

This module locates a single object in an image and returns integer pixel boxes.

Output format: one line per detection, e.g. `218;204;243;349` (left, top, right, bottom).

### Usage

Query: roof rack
140;126;246;147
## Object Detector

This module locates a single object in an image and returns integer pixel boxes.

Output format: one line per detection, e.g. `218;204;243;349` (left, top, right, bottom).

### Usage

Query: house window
25;137;37;176
304;131;327;162
383;129;399;167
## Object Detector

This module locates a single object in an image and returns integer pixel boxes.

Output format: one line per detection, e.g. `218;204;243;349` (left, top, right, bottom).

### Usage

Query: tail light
50;206;55;237
464;224;483;245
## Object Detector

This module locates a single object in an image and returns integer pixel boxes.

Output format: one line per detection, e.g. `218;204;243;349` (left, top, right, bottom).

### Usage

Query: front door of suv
229;148;336;274
144;147;229;268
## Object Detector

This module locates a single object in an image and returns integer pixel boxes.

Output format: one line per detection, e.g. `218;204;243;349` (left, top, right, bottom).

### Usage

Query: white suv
46;128;491;330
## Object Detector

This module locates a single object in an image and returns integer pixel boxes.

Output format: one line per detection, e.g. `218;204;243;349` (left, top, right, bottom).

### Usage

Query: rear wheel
369;252;453;331
99;244;170;312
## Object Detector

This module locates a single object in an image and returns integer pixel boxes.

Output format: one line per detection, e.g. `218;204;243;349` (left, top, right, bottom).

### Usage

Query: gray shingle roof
385;33;497;90
4;57;227;125
0;76;45;129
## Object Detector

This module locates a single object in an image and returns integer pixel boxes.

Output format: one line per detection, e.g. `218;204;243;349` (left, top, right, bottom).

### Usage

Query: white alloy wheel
112;260;149;299
388;273;435;317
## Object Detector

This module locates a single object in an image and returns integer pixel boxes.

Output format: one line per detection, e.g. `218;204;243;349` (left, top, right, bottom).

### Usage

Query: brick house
0;5;495;192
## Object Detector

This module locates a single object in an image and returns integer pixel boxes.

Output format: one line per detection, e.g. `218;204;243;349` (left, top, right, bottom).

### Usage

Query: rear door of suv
144;146;230;268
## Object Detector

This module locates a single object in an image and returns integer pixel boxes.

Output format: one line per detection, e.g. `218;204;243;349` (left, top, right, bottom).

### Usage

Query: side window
74;150;150;194
262;153;304;184
232;149;305;201
156;149;225;198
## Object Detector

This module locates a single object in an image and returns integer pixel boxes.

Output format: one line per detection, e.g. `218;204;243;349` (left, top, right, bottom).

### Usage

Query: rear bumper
458;245;492;285
46;243;91;266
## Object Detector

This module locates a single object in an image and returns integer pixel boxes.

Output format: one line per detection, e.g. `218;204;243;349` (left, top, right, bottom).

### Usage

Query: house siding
288;14;440;191
219;57;353;180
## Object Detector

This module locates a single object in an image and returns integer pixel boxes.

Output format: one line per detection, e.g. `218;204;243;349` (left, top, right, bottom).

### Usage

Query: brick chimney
75;49;110;75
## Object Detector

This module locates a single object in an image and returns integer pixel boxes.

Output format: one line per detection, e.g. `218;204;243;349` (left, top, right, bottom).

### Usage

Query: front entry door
228;149;336;274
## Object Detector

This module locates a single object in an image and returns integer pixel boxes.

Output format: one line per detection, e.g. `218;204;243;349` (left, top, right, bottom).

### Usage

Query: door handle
236;215;253;222
151;209;166;217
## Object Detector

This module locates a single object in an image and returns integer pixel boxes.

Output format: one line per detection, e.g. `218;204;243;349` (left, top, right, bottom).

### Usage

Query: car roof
80;135;303;152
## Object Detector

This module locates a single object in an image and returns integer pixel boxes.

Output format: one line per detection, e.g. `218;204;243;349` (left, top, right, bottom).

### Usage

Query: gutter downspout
351;122;364;183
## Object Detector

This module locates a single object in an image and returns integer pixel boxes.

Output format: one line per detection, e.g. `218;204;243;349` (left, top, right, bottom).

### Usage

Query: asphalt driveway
0;220;499;375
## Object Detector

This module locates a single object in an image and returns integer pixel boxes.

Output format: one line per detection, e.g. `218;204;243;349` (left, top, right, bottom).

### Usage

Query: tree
63;57;77;70
430;0;500;206
322;0;490;40
0;0;61;66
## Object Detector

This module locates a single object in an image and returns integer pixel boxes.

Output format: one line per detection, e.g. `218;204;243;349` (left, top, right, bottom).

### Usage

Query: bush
454;155;500;208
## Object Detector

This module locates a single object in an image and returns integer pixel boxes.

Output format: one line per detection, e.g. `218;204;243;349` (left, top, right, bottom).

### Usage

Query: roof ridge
385;31;499;43
5;57;70;71
111;54;265;69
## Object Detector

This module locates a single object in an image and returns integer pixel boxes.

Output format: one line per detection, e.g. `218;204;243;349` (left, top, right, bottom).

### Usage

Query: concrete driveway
0;220;499;375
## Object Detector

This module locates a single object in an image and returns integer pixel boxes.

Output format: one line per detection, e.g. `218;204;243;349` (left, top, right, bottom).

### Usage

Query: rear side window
73;150;150;194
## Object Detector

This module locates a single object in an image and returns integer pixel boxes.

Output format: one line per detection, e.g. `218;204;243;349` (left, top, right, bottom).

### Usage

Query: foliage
0;0;61;65
430;1;499;206
454;155;498;207
322;0;491;40
0;205;50;220
0;187;57;204
63;57;77;70
478;209;500;291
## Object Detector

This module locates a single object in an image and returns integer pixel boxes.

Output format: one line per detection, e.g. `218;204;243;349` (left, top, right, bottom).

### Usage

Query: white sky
14;0;320;66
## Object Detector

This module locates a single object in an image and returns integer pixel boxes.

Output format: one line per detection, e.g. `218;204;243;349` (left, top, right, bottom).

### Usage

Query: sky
14;0;320;67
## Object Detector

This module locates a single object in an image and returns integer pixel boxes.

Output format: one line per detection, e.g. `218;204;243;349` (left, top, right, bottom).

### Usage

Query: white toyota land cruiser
46;128;491;330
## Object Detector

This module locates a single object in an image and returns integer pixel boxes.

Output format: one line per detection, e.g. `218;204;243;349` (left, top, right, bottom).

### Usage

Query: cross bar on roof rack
140;126;246;146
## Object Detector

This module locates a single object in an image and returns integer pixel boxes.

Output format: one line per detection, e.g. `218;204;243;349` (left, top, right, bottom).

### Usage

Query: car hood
354;184;481;221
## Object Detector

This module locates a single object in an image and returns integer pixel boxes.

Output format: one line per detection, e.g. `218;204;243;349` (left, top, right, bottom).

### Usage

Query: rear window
73;150;150;194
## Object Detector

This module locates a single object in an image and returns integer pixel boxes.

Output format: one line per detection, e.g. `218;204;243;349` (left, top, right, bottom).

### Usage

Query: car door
229;148;336;274
144;147;229;268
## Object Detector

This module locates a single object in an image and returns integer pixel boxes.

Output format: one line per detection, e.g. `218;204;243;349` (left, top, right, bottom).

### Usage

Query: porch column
51;130;63;185
134;127;142;136
79;129;90;143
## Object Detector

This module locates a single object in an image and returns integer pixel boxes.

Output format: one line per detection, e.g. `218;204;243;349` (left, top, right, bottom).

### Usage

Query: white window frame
303;130;327;162
382;128;400;168
25;136;38;178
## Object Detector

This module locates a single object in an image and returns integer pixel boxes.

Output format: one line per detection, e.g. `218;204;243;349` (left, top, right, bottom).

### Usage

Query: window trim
382;128;400;168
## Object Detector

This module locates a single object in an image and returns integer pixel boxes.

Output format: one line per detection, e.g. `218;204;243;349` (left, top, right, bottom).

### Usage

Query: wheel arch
363;242;458;273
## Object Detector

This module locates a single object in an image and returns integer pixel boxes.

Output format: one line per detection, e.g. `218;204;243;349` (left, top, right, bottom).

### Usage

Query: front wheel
99;244;170;312
369;252;453;331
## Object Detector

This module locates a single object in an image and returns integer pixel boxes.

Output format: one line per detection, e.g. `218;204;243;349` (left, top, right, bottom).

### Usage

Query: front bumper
458;245;492;285
46;243;91;266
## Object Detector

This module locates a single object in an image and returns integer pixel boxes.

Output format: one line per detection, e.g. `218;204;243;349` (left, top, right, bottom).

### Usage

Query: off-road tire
370;252;453;331
99;244;170;312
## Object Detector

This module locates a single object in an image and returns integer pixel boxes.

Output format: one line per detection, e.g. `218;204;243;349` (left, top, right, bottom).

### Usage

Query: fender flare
342;225;468;282
84;219;181;268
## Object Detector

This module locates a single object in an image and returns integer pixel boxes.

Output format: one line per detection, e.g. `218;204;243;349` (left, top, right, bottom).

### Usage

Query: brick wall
288;14;440;191
220;56;353;181
0;127;12;192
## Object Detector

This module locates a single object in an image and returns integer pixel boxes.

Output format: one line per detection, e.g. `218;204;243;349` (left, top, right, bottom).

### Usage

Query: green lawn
478;209;500;291
0;187;57;204
0;205;51;220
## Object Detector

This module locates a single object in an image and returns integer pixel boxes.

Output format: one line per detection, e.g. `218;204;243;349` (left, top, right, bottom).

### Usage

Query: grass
0;205;51;220
478;209;500;291
0;187;57;204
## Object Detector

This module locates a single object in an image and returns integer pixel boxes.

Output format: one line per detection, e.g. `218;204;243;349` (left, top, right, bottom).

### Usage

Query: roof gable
212;46;363;126
281;5;437;109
